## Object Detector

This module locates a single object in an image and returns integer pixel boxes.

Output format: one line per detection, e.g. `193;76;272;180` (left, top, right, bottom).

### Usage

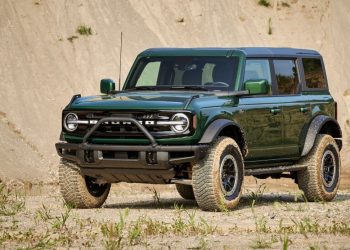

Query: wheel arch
198;119;248;156
301;115;342;157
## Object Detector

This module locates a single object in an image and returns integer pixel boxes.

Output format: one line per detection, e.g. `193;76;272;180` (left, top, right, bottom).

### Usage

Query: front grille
63;110;193;139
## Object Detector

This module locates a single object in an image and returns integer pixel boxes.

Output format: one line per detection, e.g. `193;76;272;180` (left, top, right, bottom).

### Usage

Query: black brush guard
56;117;208;183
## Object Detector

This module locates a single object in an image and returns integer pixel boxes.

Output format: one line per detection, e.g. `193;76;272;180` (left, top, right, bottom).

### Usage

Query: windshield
125;56;239;91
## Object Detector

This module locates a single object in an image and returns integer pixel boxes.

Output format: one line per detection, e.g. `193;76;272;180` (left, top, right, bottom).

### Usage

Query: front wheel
175;184;195;200
192;137;244;211
297;134;341;202
59;160;111;208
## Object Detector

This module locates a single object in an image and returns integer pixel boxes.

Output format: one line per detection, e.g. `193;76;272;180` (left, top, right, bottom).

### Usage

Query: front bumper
55;142;208;168
56;116;208;183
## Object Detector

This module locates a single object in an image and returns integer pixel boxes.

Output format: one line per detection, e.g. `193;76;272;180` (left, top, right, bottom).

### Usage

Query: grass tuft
35;204;53;222
76;25;93;36
0;184;25;216
67;36;78;43
268;18;272;35
258;0;270;7
147;187;161;205
281;1;291;7
251;237;272;249
100;208;219;248
51;204;72;230
248;183;267;203
282;232;291;250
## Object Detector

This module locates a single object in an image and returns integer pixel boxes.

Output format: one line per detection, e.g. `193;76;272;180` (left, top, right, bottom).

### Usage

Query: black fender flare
198;119;248;156
301;115;342;156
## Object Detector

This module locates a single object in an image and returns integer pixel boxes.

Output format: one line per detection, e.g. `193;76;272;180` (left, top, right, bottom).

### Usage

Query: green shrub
258;0;270;7
76;25;93;36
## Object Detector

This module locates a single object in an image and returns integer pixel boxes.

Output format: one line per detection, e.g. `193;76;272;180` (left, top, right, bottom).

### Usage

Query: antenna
118;31;123;91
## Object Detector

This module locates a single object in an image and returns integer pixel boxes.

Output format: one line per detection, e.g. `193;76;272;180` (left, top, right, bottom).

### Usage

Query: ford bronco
56;47;342;211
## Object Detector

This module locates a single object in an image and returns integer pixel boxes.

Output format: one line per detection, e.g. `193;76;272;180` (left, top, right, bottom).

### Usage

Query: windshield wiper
170;85;209;91
127;86;157;91
125;85;209;91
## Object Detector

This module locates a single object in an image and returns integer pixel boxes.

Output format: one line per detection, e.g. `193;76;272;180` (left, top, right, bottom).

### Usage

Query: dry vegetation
1;181;349;249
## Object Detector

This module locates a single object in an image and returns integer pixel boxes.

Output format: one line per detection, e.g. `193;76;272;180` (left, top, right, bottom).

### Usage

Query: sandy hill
0;0;349;183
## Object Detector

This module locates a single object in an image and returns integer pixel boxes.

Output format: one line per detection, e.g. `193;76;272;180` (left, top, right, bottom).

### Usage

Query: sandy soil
1;179;349;249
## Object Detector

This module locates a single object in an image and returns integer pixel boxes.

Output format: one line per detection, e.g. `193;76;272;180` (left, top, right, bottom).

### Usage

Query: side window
244;59;271;83
136;61;160;86
273;59;299;95
202;63;216;83
244;59;272;95
302;58;326;89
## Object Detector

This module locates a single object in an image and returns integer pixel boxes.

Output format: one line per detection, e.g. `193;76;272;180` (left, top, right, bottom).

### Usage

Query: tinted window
302;58;326;89
273;59;299;95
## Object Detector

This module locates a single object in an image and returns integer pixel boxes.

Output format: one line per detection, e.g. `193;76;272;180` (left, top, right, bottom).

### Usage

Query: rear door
272;58;311;157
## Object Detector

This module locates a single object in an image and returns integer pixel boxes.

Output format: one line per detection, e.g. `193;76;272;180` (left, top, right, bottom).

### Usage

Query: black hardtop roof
140;47;321;57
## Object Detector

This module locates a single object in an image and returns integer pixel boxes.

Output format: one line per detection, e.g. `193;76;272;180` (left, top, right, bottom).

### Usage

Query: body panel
58;47;340;170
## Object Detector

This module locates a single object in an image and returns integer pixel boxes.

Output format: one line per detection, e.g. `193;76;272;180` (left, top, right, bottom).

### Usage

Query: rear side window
302;58;326;89
273;59;299;95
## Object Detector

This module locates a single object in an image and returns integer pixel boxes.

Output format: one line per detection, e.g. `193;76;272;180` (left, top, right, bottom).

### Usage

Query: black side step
171;179;192;185
245;165;307;176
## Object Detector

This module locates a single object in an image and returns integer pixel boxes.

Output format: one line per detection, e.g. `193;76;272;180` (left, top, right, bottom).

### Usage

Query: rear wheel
59;160;111;208
192;137;244;211
175;184;195;200
297;134;340;201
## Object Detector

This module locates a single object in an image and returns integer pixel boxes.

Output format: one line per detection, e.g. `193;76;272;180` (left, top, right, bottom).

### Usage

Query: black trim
82;117;157;146
69;94;81;105
301;115;342;156
56;142;208;169
184;94;200;109
198;119;247;155
62;110;195;139
57;116;208;177
269;59;278;95
81;168;175;184
245;164;307;176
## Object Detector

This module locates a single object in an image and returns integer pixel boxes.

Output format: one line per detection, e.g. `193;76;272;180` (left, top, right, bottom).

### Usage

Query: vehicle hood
68;91;235;111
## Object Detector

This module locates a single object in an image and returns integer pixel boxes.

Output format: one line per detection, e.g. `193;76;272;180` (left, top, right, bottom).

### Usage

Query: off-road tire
175;184;195;200
59;160;111;208
297;134;340;202
192;137;244;211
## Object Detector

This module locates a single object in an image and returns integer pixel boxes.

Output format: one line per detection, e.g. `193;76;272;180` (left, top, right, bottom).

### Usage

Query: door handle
270;108;281;115
300;107;309;113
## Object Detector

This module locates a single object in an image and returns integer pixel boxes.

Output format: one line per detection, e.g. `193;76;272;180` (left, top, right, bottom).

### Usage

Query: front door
240;59;285;160
239;97;284;160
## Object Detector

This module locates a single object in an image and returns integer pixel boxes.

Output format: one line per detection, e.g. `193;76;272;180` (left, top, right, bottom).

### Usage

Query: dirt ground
1;0;350;184
1;177;349;249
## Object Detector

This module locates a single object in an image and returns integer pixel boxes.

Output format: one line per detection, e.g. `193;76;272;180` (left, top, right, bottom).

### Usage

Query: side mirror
100;79;116;94
244;79;269;95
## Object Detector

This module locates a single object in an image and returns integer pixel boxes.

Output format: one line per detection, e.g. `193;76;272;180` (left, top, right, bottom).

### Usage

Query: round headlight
63;113;78;132
170;113;190;133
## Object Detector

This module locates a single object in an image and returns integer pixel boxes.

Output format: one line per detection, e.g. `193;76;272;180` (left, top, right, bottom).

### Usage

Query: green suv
56;47;342;211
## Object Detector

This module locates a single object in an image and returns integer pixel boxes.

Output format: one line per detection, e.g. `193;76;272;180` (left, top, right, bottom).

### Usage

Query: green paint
60;48;337;163
244;79;269;95
100;79;115;94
